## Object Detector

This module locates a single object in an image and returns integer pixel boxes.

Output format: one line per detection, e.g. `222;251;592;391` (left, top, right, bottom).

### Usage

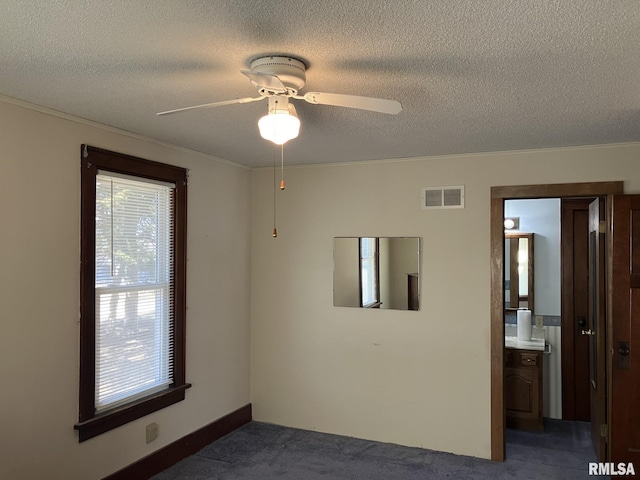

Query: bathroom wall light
258;97;300;145
504;217;520;230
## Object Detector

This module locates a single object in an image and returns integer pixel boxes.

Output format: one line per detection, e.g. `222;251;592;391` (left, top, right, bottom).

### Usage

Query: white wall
0;99;252;480
544;325;562;419
505;198;561;316
250;143;640;459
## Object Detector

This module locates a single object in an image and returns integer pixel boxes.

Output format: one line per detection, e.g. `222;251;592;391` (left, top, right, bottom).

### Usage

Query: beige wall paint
333;237;360;307
250;143;640;459
0;100;252;479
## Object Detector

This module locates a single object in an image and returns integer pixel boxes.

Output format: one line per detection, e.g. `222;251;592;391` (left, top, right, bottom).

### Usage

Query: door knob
577;316;587;328
581;329;595;336
616;341;630;370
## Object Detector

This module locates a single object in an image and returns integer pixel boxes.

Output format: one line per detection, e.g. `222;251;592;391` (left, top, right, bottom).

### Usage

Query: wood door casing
490;181;623;462
561;199;592;421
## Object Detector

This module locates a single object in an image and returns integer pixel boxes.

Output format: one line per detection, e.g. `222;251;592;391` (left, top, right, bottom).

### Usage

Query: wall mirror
505;233;534;312
333;237;420;311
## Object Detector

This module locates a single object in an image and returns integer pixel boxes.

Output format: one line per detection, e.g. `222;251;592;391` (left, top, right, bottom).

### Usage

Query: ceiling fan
157;55;403;145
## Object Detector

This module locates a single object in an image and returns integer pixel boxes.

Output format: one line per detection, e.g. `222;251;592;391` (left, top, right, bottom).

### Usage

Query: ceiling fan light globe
258;113;300;145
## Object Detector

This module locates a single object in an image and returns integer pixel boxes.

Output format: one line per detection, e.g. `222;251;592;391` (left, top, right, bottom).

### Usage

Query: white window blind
95;173;175;413
360;237;378;307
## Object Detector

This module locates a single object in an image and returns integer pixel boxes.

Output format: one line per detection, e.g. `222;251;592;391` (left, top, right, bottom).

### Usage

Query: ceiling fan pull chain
272;146;278;238
280;144;285;190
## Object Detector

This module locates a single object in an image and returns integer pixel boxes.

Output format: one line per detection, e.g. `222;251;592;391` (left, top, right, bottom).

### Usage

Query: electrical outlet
146;422;158;443
535;316;544;328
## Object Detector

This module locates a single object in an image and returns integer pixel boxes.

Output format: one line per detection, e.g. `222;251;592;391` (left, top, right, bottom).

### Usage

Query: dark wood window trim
75;145;190;442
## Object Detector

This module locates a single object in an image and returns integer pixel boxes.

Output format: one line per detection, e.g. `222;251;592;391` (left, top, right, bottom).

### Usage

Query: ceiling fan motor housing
250;56;306;94
157;54;401;117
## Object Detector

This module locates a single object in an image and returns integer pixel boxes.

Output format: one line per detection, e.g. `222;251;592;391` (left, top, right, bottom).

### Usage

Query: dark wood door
588;198;607;460
561;199;592;421
609;195;640;464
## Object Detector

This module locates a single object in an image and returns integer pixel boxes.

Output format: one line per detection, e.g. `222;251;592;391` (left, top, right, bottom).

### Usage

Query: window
75;146;190;442
360;237;380;307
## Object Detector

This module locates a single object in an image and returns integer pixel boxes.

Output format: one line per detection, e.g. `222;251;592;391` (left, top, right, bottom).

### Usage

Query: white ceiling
2;1;639;167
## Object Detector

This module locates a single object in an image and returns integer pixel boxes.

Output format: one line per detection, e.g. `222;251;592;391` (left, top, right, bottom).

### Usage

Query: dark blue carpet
152;419;598;479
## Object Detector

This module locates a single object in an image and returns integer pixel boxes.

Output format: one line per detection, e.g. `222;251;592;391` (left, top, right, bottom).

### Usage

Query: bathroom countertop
504;336;546;351
505;324;546;351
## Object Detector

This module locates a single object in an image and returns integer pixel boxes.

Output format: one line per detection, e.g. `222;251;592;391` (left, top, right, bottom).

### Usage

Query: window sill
363;302;382;308
74;383;191;442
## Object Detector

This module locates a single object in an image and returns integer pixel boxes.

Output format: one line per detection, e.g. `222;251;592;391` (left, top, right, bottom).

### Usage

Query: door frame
490;181;623;461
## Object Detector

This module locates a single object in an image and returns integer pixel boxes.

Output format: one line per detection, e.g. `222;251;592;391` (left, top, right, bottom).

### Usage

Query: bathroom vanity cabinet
505;347;543;431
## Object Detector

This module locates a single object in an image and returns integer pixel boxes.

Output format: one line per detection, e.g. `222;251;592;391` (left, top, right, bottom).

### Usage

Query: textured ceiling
1;1;639;167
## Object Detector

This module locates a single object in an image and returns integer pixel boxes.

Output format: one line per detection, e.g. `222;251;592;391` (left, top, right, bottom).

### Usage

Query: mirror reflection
505;233;534;311
333;237;420;311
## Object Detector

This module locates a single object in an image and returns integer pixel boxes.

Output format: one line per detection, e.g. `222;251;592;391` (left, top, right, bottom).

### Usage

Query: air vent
421;185;465;209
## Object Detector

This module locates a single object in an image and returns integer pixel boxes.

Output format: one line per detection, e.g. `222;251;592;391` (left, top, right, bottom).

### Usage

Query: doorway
504;198;563;421
489;181;623;462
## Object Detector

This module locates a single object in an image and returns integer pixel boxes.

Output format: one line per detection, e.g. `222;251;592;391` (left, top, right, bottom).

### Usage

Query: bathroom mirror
333;237;420;311
505;233;534;312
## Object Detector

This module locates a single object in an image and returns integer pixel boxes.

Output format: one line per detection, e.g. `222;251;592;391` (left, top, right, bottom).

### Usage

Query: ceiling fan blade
157;96;264;116
241;70;287;92
300;92;402;114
